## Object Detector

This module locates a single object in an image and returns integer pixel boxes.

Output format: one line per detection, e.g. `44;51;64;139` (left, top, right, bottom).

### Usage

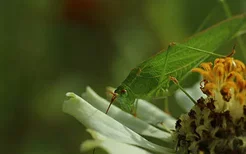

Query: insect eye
121;89;127;94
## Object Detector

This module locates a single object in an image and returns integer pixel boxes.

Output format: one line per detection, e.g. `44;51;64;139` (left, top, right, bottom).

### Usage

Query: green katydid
106;14;246;114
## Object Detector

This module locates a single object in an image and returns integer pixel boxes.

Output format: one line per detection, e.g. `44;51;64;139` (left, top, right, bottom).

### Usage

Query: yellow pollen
192;56;246;108
200;62;213;71
192;68;214;81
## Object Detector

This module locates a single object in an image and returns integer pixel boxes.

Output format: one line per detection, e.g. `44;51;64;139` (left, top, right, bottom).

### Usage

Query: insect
106;43;218;114
105;15;246;114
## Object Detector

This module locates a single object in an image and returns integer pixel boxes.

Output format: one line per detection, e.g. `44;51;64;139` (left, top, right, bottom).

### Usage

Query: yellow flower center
192;56;246;120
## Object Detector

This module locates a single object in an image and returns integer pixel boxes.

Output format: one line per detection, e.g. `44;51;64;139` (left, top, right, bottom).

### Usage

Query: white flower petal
82;140;152;154
136;99;177;130
82;87;173;142
63;92;174;153
175;81;205;112
102;86;176;130
81;129;152;154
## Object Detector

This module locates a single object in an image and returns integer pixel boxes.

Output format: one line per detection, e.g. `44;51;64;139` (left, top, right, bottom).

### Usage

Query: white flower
63;87;177;154
63;56;246;154
175;56;246;153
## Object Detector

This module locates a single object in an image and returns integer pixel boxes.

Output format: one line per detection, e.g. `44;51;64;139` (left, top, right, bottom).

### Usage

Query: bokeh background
2;0;246;154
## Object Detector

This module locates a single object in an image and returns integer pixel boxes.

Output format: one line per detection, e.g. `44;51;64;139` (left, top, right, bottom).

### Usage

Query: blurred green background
2;0;246;154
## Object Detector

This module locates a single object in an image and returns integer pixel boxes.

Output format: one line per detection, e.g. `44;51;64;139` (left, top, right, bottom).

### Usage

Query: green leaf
119;14;246;100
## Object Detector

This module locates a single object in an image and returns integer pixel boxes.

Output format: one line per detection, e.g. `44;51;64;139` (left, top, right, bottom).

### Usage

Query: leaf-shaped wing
122;14;246;98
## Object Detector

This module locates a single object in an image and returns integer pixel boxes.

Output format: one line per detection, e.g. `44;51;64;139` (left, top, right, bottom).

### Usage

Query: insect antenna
105;91;117;114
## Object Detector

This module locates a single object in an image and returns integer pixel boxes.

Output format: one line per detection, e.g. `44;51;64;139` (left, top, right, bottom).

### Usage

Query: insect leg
226;44;236;57
131;99;138;117
155;88;170;114
155;121;172;133
163;96;170;114
170;76;196;104
93;148;96;154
